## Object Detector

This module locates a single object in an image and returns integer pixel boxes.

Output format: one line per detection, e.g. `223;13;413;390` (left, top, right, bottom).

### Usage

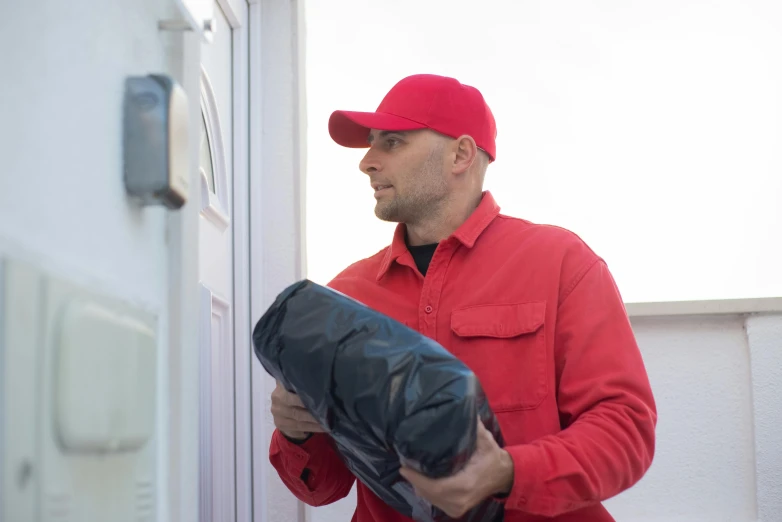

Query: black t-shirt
407;242;438;276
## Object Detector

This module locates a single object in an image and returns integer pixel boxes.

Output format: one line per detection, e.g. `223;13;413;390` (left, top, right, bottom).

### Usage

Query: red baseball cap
328;74;497;161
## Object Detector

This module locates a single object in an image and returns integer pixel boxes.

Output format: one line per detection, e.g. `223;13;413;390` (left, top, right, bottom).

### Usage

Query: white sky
303;0;782;303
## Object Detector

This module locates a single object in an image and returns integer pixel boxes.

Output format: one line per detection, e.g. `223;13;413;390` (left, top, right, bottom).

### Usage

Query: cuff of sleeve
271;430;332;481
284;432;313;445
503;444;585;517
502;444;544;513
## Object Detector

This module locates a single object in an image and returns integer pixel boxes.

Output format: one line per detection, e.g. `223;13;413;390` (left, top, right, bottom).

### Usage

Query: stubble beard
374;147;448;225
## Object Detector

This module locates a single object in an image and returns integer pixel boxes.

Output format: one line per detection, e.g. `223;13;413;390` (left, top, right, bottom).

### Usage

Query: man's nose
359;149;381;175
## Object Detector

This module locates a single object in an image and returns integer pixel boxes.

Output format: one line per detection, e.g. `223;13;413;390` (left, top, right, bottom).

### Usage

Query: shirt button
425;305;433;314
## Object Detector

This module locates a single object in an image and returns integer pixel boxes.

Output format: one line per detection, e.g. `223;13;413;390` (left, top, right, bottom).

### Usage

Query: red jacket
269;191;657;521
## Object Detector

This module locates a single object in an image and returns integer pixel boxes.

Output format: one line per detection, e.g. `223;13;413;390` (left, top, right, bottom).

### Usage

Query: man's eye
386;138;400;148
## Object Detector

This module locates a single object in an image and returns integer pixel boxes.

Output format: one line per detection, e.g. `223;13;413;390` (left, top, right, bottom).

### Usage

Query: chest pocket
449;302;548;412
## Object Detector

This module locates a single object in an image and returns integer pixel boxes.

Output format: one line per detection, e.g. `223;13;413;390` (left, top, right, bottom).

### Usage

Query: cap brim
328;110;428;148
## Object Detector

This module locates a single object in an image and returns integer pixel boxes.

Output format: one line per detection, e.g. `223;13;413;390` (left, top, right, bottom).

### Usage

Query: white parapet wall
606;299;782;522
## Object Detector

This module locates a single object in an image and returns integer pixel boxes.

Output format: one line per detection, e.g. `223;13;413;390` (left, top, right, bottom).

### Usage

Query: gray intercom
123;74;189;209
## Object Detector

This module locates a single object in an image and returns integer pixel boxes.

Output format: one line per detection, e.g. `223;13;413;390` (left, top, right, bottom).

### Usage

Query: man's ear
452;135;479;175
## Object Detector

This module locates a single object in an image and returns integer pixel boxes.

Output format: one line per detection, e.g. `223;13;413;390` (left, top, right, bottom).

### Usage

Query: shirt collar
376;191;501;281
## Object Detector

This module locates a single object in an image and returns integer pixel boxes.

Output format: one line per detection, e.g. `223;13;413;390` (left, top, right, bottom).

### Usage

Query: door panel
198;285;234;522
198;2;236;522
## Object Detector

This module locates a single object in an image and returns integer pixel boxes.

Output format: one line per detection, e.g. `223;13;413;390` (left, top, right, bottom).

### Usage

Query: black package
252;279;505;522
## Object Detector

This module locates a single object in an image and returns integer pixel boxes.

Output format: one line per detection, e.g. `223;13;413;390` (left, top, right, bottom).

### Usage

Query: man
269;74;657;521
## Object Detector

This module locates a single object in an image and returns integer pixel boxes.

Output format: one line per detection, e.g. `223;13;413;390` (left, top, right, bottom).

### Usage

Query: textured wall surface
745;315;782;521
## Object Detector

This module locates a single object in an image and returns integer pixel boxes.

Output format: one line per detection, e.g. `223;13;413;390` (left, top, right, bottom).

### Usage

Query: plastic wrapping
252;279;505;522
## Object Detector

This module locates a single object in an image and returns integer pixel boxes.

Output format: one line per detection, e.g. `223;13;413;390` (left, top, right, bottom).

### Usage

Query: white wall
307;304;782;522
303;0;782;304
0;1;201;521
606;308;782;522
0;1;174;301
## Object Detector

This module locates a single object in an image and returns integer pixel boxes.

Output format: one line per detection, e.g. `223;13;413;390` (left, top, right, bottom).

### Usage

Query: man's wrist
491;449;515;496
282;431;312;444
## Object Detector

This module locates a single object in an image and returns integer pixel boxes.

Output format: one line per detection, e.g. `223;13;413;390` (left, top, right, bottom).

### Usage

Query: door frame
248;0;309;521
229;0;253;522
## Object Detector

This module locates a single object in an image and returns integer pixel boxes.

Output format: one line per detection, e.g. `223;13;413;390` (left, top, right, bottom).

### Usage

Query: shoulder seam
559;257;602;307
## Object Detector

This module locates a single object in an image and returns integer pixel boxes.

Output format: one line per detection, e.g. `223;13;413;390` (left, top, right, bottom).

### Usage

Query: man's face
360;129;450;224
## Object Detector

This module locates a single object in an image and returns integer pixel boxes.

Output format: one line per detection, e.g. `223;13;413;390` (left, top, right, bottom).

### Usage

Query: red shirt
269;191;657;521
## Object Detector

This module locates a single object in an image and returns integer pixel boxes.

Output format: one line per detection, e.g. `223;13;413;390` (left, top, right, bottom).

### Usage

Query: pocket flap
451;302;545;338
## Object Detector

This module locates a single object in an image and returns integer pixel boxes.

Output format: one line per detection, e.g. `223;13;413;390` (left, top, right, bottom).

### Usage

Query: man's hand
270;381;325;441
399;418;514;518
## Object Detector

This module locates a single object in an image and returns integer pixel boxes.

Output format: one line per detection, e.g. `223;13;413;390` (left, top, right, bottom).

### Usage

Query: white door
197;1;240;521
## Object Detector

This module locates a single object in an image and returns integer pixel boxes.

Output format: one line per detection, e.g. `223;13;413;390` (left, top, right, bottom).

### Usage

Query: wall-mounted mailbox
123;74;189;210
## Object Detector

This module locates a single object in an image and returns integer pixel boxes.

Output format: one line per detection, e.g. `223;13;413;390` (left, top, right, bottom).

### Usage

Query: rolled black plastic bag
252;279;505;522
